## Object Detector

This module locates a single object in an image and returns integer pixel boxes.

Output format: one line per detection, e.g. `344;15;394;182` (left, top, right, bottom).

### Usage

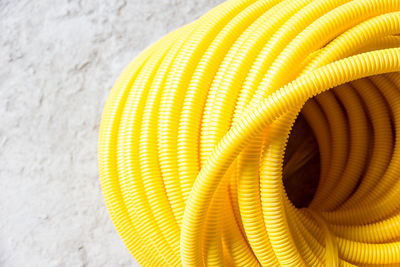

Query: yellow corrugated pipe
98;0;400;265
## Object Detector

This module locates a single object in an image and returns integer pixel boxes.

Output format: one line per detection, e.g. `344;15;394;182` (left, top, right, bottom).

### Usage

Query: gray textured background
0;0;223;266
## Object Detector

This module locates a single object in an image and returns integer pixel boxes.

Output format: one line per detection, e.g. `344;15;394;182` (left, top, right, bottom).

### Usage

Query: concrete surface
0;0;224;266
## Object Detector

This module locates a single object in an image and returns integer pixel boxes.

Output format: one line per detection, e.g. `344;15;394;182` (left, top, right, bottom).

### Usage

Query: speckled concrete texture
0;0;224;266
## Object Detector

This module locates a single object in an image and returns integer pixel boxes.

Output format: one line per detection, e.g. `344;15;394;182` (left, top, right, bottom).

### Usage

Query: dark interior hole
283;114;321;208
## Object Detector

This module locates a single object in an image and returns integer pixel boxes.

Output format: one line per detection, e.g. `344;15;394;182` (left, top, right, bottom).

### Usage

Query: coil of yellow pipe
98;0;400;266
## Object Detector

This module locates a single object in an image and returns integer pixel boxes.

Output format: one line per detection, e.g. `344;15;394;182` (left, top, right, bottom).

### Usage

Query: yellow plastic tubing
98;0;400;266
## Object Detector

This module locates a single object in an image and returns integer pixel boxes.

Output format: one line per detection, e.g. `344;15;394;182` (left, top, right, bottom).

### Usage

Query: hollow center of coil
283;113;320;208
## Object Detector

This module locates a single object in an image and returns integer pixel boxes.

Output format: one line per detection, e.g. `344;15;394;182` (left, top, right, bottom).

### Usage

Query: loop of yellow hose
98;0;400;265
